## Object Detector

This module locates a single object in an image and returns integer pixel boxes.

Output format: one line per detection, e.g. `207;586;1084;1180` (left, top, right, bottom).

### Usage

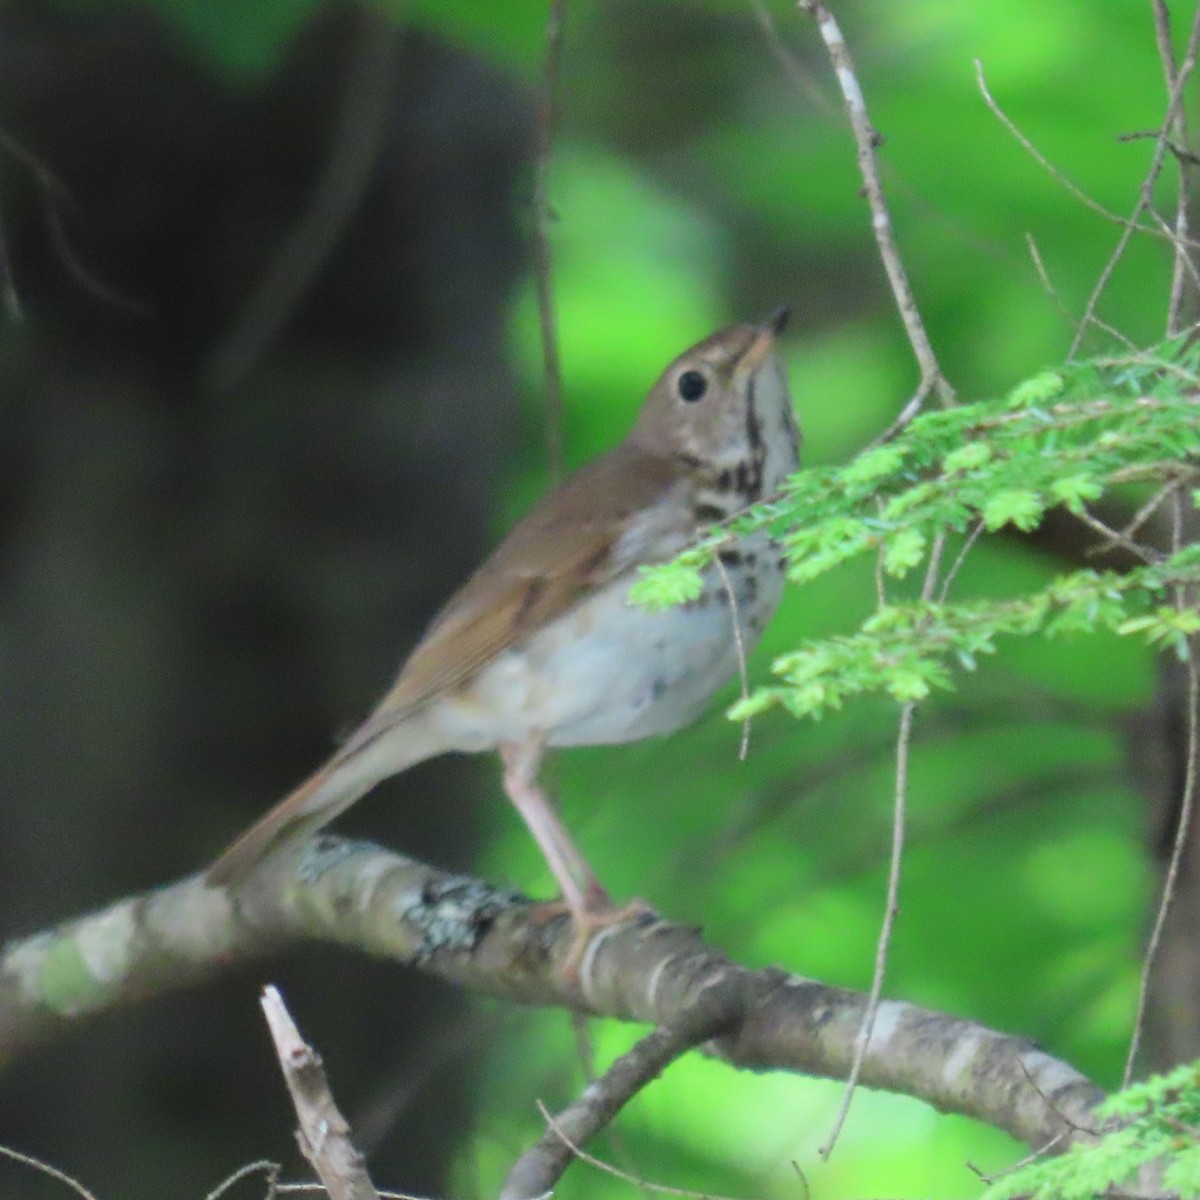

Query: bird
206;308;801;947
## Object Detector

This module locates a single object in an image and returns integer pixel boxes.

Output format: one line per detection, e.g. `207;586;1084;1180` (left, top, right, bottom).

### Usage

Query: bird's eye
677;370;708;402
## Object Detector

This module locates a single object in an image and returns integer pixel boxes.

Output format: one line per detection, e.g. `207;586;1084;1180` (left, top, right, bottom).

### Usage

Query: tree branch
0;836;1105;1156
798;1;955;411
501;1020;720;1200
262;985;381;1200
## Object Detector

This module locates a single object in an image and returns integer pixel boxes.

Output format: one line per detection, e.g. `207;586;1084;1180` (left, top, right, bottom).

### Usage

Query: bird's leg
500;738;610;914
500;739;656;980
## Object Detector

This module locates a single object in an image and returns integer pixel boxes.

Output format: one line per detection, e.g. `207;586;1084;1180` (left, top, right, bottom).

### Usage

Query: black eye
677;370;708;402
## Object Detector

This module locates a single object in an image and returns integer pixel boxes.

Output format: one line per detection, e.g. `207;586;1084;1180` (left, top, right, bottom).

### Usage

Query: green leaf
1006;370;1066;408
1050;473;1104;514
941;442;992;474
882;527;927;577
839;443;906;487
627;562;704;610
982;489;1046;532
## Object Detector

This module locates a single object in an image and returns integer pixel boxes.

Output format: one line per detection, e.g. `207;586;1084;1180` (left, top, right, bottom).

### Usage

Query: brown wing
334;443;685;758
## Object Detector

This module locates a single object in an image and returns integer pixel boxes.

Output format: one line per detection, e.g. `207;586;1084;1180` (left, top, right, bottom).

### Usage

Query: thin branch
1118;475;1189;545
1071;5;1200;355
798;1;955;410
714;550;753;759
1118;128;1200;167
205;1160;280;1200
532;0;568;483
749;0;836;115
974;61;1194;251
262;984;381;1200
527;1101;752;1200
1149;202;1200;317
0;1143;99;1200
1152;0;1200;335
981;58;1200;336
966;1132;1068;1186
1123;500;1200;1085
276;1186;441;1200
501;1019;730;1200
817;701;915;1158
937;520;984;604
1024;232;1140;352
820;533;944;1156
867;372;938;448
1075;507;1162;564
204;7;397;391
1025;231;1074;327
1014;1054;1102;1139
0;129;148;315
566;1013;653;1199
276;1185;442;1200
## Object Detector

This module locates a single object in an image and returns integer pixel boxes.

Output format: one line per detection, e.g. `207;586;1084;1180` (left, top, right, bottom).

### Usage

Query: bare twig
818;704;915;1158
261;985;381;1200
1071;6;1200;355
750;0;836;115
532;0;568;482
1118;475;1189;544
276;1186;441;1200
524;1101;751;1200
0;129;148;315
974;61;1193;250
799;1;955;411
276;1187;439;1200
501;1019;732;1200
867;372;938;447
1152;0;1200;335
981;59;1200;334
205;7;397;391
820;533;945;1156
1014;1054;1101;1139
937;520;984;604
1076;507;1162;564
1024;233;1140;351
205;1160;281;1200
1025;231;1074;328
1149;203;1200;313
1123;498;1200;1085
872;508;887;607
966;1132;1067;1185
1118;128;1200;165
714;550;753;759
0;1143;99;1200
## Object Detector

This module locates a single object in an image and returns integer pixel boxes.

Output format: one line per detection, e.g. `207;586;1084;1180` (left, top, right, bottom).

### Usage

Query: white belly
434;535;784;749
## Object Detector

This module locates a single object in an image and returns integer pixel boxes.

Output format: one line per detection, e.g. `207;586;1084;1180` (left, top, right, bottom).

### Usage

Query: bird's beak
735;304;791;376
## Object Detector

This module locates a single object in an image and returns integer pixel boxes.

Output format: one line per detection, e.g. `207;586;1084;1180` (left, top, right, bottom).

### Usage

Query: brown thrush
207;310;801;940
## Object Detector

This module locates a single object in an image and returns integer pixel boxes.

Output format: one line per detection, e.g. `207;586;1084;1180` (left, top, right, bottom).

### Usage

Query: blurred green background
0;0;1188;1197
479;3;1163;1194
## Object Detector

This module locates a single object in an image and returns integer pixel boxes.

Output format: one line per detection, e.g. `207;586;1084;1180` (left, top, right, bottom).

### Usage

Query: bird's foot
528;892;658;984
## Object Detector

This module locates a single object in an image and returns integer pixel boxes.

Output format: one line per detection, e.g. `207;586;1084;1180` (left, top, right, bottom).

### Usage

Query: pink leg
500;739;610;916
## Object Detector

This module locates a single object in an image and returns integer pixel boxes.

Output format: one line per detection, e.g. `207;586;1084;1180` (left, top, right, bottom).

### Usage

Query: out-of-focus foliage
470;2;1184;1197
986;1059;1200;1200
42;0;1193;1195
632;348;1200;712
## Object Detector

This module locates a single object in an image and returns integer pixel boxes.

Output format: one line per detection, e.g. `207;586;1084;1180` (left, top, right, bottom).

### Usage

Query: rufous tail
205;720;427;887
